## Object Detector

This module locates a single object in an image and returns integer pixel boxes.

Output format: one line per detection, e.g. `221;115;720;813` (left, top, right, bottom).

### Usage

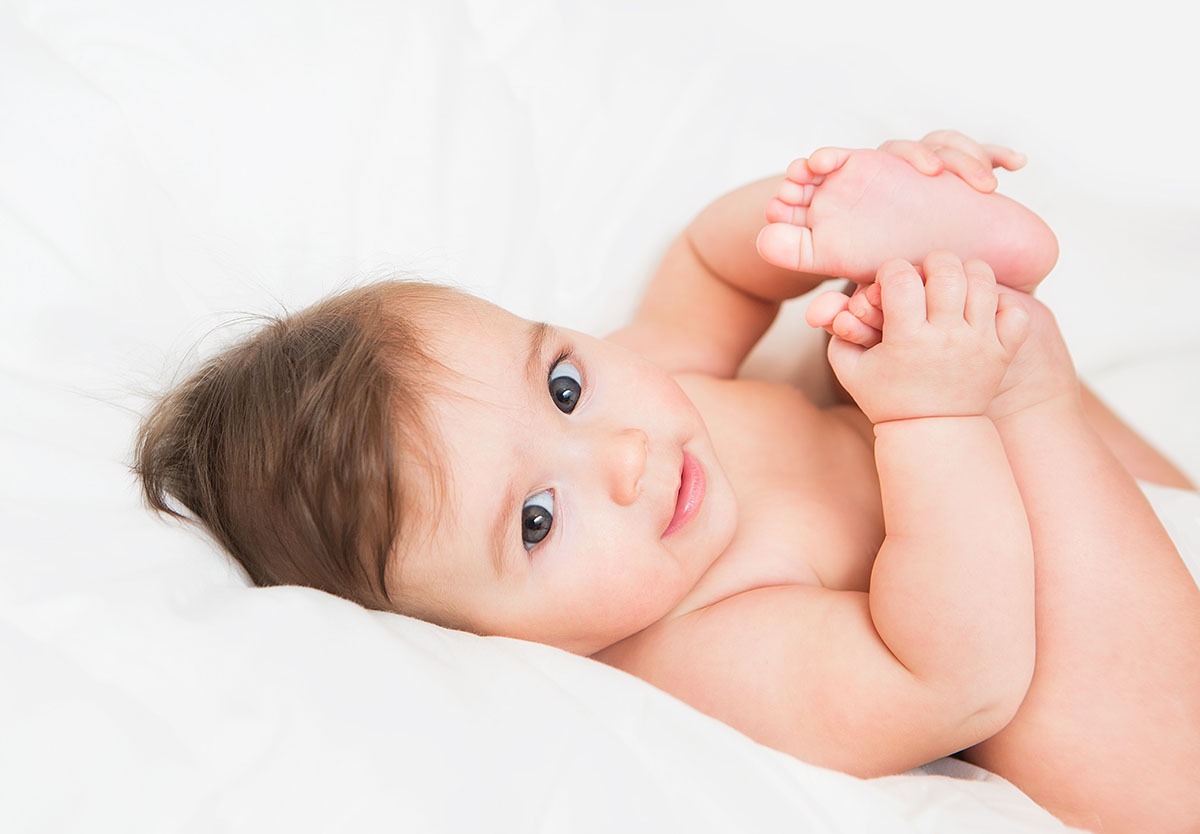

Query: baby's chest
685;377;885;593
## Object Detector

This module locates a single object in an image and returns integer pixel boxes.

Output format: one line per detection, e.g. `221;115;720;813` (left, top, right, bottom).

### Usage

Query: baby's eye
521;490;554;550
548;359;582;414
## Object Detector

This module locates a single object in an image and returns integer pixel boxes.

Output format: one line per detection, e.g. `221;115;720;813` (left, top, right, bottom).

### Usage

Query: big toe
757;223;814;272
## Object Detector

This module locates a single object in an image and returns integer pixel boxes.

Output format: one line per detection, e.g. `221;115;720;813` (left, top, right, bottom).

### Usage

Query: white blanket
3;1;1197;831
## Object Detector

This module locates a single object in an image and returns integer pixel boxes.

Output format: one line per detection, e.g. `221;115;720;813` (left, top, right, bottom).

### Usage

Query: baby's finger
995;290;1031;356
981;143;1028;171
921;129;991;162
963;259;999;329
848;285;884;331
933;146;998;193
877;139;944;175
877;260;926;339
923;129;1027;174
826;333;865;382
922;251;968;326
805;289;852;330
831;309;883;348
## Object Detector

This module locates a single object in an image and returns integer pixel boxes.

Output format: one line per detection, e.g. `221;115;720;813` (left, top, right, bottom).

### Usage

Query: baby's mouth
663;451;705;538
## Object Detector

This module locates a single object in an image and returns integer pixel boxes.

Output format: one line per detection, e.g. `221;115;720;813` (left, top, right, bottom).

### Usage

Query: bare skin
750;137;1200;832
603;134;1200;831
592;137;1058;777
816;276;1192;491
756;143;1058;293
816;278;1200;832
394;132;1200;832
601;253;1040;777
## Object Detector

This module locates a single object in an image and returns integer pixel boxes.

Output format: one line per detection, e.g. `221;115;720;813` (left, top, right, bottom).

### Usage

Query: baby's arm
607;175;825;378
835;252;1035;707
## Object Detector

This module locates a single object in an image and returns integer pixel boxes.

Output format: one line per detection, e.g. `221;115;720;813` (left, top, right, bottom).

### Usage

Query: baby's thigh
1080;386;1195;489
964;486;1200;833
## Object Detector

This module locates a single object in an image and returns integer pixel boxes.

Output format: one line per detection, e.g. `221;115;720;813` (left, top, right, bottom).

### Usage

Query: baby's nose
604;428;648;506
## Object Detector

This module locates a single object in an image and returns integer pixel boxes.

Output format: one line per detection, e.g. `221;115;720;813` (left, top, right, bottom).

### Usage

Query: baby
136;130;1200;833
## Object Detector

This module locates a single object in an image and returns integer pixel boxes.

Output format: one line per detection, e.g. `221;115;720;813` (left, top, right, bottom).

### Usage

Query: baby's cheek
583;560;675;630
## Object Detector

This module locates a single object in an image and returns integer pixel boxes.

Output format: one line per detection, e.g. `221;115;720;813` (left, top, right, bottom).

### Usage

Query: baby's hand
806;282;883;348
828;252;1029;424
878;129;1027;194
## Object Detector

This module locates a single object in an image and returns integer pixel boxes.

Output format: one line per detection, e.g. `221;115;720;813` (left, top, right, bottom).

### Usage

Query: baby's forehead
414;293;539;361
400;291;531;457
403;286;520;333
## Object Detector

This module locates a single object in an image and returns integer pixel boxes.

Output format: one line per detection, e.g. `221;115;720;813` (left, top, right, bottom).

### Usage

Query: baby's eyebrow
523;320;552;392
489;320;554;576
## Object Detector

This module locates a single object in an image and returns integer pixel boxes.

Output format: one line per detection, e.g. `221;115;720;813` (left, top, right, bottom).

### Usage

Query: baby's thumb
996;292;1031;356
825;334;864;387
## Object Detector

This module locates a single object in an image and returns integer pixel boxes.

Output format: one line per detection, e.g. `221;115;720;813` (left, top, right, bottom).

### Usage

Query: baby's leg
1077;386;1195;489
825;283;1200;829
964;294;1200;833
757;148;1059;293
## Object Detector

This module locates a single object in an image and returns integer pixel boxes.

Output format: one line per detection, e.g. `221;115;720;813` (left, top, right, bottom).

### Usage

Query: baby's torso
667;374;884;611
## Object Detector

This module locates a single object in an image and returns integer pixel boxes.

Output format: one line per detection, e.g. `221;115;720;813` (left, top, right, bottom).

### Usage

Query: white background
2;2;1196;831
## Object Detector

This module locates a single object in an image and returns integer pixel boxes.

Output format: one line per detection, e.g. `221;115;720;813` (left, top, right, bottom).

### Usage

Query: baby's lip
663;451;704;538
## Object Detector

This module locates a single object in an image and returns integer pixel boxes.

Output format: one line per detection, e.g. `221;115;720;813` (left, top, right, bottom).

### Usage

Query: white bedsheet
3;1;1197;832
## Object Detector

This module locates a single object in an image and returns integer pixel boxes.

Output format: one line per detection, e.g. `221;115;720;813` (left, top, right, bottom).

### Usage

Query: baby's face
390;293;737;655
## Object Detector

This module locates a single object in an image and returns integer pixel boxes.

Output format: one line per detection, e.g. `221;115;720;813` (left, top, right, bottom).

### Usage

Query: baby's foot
757;148;1059;293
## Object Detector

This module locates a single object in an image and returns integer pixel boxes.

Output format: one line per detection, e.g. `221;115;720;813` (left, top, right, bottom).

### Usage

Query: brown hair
133;280;449;610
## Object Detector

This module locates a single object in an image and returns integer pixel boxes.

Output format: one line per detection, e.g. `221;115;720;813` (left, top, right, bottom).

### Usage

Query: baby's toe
765;197;808;225
805;146;854;176
776;178;816;207
757;223;814;272
784;157;824;185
